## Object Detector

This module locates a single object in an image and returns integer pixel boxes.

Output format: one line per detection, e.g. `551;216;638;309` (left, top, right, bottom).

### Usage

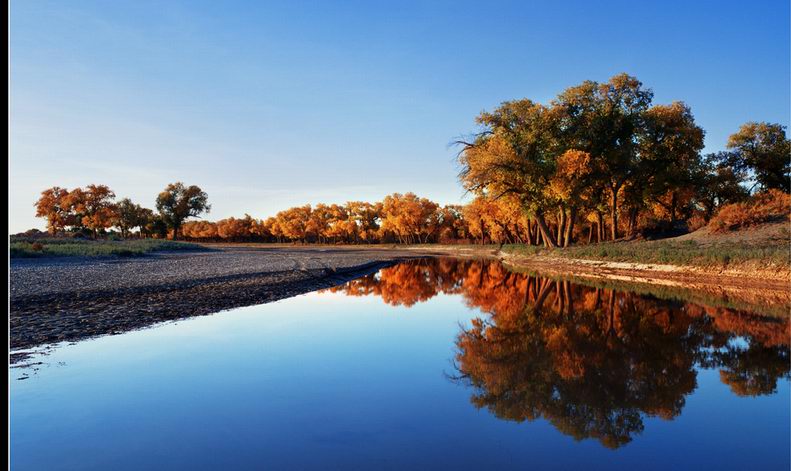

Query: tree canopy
155;182;211;239
458;73;712;243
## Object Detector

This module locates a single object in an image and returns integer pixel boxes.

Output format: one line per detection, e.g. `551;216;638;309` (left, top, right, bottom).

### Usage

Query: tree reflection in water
325;258;790;448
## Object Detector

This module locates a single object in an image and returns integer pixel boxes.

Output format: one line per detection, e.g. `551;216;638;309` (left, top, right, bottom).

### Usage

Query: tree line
457;73;790;247
32;74;789;245
34;182;210;240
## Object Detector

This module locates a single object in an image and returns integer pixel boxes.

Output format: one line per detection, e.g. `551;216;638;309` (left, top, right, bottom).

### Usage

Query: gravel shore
10;247;427;350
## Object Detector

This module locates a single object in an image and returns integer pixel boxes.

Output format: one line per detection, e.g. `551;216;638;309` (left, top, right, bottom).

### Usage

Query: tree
136;208;156;237
380;193;440;244
143;214;169;239
696;152;750;219
155;182;211;239
725;122;790;192
114;198;148;238
34;187;72;234
554;74;654;240
460;73;711;244
638;102;705;225
183;220;219;239
325;204;351;243
436;204;467;242
276;205;311;242
347;201;381;242
216;216;253;240
306;204;331;243
458;100;561;247
57;184;117;238
548;149;598;246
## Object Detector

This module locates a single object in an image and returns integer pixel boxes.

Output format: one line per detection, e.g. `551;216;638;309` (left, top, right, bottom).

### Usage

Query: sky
9;0;790;233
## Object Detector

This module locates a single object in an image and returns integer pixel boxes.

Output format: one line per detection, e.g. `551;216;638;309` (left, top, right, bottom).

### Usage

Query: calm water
10;258;791;470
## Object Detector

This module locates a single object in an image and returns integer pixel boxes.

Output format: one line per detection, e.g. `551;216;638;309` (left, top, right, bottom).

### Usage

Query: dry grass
502;220;790;269
709;190;790;233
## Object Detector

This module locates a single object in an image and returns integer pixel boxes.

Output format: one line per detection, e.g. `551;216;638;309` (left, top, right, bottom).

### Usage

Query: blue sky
10;0;790;232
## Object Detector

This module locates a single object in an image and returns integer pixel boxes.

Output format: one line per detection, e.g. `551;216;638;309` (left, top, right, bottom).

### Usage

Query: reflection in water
326;258;790;448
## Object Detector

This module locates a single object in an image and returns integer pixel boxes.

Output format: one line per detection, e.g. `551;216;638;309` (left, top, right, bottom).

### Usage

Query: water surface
10;258;790;470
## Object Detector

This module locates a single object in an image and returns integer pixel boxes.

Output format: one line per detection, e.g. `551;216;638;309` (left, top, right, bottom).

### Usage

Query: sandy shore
10;247;433;350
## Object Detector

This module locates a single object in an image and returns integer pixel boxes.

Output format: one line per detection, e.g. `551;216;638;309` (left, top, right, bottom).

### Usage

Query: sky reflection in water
10;258;791;470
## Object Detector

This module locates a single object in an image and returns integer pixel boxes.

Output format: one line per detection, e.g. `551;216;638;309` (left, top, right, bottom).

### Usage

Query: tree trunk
609;185;621;240
563;206;576;247
529;223;534;244
596;211;604;243
535;212;557;248
526;222;534;246
558;208;566;247
627;208;638;238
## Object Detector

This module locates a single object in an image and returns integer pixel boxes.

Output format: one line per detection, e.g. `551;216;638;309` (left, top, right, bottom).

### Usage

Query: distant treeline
30;74;789;246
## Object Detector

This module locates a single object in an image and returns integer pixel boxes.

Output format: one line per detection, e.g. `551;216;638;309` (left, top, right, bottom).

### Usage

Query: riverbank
403;221;791;289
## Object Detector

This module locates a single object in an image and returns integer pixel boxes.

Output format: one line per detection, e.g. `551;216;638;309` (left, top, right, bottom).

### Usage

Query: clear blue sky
10;0;790;233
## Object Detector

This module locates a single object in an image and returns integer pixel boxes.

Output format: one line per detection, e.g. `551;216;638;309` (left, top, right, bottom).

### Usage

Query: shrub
709;190;791;232
686;213;708;232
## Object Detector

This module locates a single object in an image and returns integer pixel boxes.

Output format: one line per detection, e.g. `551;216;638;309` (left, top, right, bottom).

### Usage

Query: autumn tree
155;182;210;240
249;217;270;240
696;152;750;220
380;193;439;243
34;187;72;234
460;73;711;244
52;184;117;238
347;201;381;242
724;122;790;192
265;216;284;242
114;198;149;238
638;102;705;226
306;204;331;243
553;74;654;240
436;204;467;243
183;220;219;240
144;214;169;239
325;204;352;243
458;100;561;246
216;216;255;240
548;150;598;246
275;205;311;242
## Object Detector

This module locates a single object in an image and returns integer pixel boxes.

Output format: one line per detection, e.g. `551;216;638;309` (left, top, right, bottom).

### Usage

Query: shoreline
402;244;791;312
10;244;789;355
388;244;791;289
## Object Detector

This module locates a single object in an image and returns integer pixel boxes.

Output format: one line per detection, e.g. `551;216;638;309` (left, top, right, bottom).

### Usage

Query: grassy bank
503;239;789;268
10;237;205;258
